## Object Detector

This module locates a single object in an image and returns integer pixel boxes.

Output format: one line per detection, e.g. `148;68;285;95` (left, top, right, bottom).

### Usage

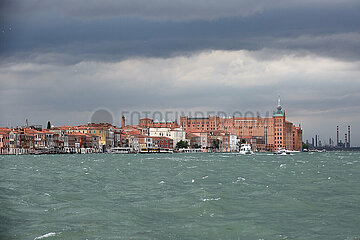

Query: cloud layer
4;0;359;20
1;1;360;145
1;49;360;143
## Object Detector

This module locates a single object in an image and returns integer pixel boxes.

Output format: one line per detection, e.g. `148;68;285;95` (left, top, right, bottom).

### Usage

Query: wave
34;232;57;240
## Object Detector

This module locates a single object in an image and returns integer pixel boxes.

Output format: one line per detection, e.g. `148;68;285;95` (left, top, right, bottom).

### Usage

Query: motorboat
239;144;254;155
274;148;291;155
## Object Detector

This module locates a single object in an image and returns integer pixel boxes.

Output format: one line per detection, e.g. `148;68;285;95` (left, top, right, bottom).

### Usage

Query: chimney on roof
122;116;126;128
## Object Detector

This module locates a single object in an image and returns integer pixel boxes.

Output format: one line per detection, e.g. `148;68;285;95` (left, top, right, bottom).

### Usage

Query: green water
0;152;359;240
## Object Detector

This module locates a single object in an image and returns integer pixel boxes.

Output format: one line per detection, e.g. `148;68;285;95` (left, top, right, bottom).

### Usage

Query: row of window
74;130;102;134
0;137;9;142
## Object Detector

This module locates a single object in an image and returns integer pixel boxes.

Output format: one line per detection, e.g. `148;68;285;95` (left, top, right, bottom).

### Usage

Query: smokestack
336;126;339;146
345;133;347;148
348;125;350;148
122;116;126;128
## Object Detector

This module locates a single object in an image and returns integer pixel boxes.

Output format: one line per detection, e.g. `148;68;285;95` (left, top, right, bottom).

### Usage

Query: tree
47;121;51;129
213;139;220;149
193;143;201;149
241;139;246;144
176;140;189;149
302;142;309;149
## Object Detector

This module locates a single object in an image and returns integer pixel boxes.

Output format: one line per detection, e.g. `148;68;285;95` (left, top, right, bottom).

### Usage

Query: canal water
1;152;359;240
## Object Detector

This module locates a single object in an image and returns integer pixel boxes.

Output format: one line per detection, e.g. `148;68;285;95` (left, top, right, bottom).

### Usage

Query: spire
277;95;281;107
277;95;282;111
274;96;284;116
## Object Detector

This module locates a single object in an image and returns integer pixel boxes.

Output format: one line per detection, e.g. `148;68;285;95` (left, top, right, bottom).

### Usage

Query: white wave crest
34;232;57;240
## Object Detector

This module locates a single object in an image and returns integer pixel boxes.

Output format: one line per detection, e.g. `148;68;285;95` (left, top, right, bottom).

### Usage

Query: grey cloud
1;49;360;145
1;3;360;64
267;33;360;61
6;0;358;21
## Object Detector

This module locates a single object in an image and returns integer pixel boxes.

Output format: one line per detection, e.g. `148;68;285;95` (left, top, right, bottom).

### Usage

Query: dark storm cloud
0;0;346;20
4;0;360;21
1;2;360;62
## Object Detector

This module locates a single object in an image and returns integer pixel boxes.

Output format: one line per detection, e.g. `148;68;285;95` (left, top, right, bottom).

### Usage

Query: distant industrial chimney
336;126;339;146
348;125;351;148
122;116;126;128
345;133;347;148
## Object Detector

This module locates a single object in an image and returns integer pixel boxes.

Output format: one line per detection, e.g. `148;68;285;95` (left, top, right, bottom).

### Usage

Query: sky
1;0;360;145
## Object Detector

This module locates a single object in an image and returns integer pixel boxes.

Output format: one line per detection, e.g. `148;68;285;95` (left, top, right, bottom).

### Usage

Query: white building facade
149;127;186;148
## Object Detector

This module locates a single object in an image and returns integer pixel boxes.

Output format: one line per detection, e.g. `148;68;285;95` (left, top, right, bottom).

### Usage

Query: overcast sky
1;0;360;145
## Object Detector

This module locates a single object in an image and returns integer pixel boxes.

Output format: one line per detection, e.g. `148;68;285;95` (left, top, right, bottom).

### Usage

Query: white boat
274;148;291;155
288;150;300;153
110;147;133;154
239;144;254;155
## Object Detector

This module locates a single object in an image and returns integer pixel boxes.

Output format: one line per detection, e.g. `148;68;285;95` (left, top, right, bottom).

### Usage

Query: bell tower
273;96;285;149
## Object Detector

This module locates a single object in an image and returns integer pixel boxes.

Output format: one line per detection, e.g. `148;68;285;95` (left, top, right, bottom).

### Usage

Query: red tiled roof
53;125;73;130
186;129;207;133
67;132;87;136
0;128;11;134
127;130;142;135
186;133;198;138
131;134;149;138
151;136;172;141
23;128;43;134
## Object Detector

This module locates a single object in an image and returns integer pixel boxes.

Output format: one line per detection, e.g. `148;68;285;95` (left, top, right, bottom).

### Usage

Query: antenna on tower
277;95;281;107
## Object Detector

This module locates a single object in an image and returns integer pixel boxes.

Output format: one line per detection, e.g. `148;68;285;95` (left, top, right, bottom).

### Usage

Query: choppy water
0;152;359;240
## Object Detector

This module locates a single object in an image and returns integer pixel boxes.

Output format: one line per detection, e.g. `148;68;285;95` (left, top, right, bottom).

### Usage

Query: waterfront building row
0;99;302;154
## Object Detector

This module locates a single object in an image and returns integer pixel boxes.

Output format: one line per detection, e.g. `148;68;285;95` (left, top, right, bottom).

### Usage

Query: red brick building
180;98;302;151
152;137;174;149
